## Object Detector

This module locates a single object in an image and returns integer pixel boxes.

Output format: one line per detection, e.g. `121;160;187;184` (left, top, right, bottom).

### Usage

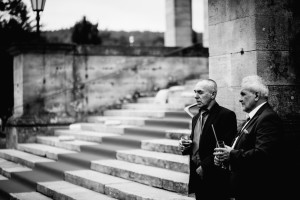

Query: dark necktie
192;110;209;155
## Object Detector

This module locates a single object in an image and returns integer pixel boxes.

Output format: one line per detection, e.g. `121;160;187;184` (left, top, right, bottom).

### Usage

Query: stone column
208;0;300;123
202;0;209;47
165;0;193;47
6;127;17;149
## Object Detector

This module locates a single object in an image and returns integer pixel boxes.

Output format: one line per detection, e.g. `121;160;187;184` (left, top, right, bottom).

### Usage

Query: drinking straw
211;124;219;147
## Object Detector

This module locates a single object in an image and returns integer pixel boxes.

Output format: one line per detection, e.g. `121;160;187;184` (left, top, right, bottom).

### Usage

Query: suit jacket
183;102;237;197
229;103;283;200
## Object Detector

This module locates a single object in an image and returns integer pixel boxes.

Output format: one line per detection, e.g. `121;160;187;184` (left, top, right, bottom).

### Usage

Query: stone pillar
165;0;193;47
208;2;300;193
208;0;300;123
202;0;209;47
6;127;17;149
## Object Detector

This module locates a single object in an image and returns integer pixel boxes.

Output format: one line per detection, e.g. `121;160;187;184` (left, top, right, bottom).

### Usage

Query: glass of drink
180;135;192;147
216;140;227;169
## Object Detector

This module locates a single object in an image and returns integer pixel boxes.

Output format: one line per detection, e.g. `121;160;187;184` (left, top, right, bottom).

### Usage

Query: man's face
239;88;257;113
194;81;214;109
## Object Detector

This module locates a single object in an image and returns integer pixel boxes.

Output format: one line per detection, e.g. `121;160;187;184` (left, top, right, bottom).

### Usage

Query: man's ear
255;92;260;101
211;91;216;99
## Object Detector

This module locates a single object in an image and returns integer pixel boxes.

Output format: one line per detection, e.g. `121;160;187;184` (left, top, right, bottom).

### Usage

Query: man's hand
213;145;232;162
196;165;204;179
178;138;192;152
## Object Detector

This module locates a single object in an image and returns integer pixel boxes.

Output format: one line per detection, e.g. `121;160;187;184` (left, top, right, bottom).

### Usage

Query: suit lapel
234;103;269;147
191;113;200;139
202;103;219;138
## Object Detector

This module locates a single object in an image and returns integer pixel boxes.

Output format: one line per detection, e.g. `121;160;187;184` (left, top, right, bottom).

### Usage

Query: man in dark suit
214;75;284;200
179;79;237;200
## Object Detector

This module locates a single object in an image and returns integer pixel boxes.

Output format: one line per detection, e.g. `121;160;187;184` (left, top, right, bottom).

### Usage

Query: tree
71;16;102;45
0;0;34;47
0;0;35;135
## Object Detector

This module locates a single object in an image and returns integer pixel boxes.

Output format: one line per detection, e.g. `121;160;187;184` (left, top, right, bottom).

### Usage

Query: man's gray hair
241;75;269;98
198;79;218;94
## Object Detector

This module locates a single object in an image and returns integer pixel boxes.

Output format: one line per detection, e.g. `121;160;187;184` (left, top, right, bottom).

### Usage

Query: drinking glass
180;135;192;147
216;140;227;169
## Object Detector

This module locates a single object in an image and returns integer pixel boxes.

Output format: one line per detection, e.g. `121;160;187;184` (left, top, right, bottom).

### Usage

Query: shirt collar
248;102;267;119
200;100;215;114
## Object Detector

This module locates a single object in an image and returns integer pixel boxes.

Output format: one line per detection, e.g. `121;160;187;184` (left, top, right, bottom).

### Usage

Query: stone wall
9;44;208;127
208;0;300;123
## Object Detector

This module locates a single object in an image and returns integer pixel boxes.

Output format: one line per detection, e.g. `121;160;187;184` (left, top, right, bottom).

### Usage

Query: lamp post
30;0;46;36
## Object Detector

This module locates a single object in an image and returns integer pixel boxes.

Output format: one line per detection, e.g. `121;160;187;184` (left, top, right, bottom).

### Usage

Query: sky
22;0;204;32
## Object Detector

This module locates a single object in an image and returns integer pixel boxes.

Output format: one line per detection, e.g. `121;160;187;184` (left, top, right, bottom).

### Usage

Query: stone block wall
208;0;299;122
9;44;208;128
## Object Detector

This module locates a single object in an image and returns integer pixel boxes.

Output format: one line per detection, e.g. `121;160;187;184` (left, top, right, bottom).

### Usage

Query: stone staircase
0;80;199;200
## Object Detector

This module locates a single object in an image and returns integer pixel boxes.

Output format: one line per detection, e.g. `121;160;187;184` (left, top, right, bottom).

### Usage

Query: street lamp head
30;0;46;11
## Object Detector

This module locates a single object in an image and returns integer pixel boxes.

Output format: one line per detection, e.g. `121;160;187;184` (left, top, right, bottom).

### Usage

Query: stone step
141;139;182;155
69;123;130;134
17;143;76;160
0;174;8;180
70;122;182;139
10;192;52;200
36;135;141;159
104;109;167;118
87;116;190;129
37;180;116;200
167;95;195;107
91;159;189;195
0;158;32;178
0;149;54;169
104;109;189;119
116;149;189;173
0;151;63;190
137;97;155;103
36;136;99;151
166;129;191;139
122;103;184;110
65;169;193;200
54;129;119;143
16;143;108;171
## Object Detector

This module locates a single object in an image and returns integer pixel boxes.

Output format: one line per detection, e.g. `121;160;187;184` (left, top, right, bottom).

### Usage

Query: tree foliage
0;0;35;130
71;16;102;45
0;0;34;48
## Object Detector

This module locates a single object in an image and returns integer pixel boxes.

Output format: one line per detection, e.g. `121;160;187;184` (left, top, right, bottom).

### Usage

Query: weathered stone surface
104;109;166;118
91;159;189;195
256;15;290;51
37;181;116;200
10;192;52;200
257;51;295;84
166;129;191;140
17;143;76;160
209;17;256;56
209;0;290;25
36;136;98;151
0;158;32;178
105;181;194;200
116;149;189;173
0;149;54;168
268;86;300;119
65;169;130;194
77;123;127;134
165;0;193;47
54;129;119;143
141;139;182;155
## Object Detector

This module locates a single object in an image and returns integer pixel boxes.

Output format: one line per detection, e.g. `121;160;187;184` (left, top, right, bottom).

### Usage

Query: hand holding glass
179;135;192;151
215;140;227;169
